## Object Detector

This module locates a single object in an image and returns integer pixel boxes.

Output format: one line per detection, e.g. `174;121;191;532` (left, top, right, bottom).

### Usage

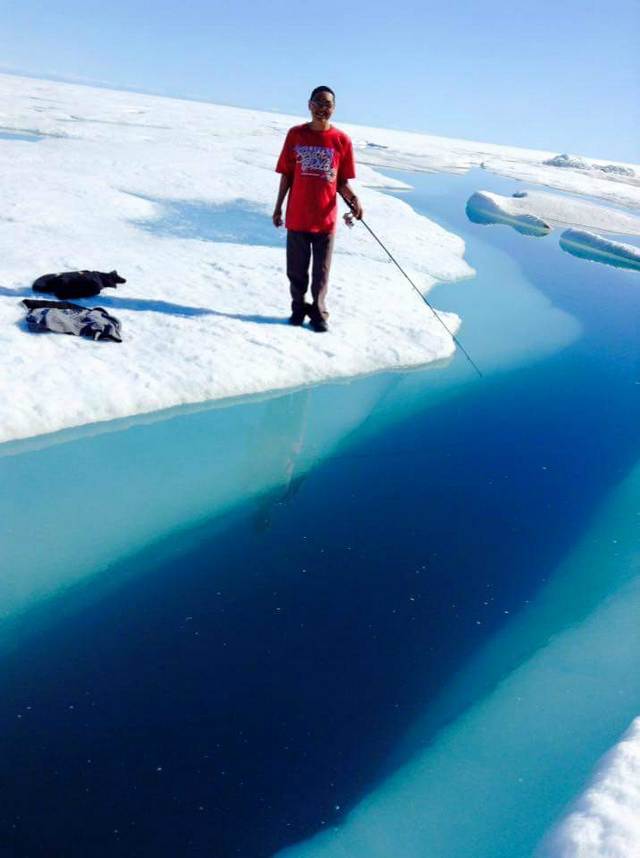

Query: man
273;86;363;333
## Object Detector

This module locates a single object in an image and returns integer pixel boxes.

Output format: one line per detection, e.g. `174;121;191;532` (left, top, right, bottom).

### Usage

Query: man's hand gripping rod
341;194;483;379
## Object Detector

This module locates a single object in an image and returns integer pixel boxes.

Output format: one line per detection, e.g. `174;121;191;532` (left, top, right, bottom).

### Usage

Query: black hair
310;86;335;102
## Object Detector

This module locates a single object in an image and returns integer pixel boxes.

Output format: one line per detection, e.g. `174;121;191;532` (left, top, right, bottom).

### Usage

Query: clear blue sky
2;0;638;162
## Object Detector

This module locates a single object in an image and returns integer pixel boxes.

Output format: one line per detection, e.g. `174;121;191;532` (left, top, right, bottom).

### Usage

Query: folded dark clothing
21;299;123;342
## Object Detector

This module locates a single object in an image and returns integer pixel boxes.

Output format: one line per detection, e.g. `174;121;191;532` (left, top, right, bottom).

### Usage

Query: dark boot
309;312;329;333
289;302;313;326
289;305;306;326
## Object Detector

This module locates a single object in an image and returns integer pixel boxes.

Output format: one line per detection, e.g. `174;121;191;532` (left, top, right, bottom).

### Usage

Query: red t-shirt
275;124;356;233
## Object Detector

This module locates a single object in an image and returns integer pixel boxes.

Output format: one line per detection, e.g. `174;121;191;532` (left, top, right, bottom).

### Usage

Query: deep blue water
1;169;639;858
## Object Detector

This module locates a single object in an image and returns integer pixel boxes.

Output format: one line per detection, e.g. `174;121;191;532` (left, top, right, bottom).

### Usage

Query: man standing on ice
273;86;363;333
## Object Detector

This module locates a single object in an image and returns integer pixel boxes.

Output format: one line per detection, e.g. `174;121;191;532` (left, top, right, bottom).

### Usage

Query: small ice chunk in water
466;191;551;236
559;229;640;271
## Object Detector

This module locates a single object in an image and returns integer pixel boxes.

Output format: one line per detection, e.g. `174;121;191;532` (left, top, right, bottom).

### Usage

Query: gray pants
287;230;335;320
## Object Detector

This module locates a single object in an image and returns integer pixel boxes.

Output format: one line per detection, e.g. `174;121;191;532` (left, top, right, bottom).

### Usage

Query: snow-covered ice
544;153;636;178
537;718;640;858
1;72;638;444
353;137;640;207
1;74;472;445
478;159;640;209
559;229;640;271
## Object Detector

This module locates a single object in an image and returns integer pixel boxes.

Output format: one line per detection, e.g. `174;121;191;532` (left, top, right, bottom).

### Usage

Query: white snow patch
537;718;640;858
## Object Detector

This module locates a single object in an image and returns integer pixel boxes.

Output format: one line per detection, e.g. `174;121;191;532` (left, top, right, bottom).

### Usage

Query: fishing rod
341;195;483;379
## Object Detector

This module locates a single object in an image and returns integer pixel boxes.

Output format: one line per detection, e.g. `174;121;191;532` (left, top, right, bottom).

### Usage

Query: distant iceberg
544;154;592;170
559;229;640;271
544;153;636;178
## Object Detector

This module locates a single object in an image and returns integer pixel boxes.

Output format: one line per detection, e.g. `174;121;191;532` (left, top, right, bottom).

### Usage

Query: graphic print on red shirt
295;145;337;181
275;124;356;233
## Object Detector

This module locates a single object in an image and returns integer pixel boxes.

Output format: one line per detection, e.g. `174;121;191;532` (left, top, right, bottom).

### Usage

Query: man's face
308;92;335;123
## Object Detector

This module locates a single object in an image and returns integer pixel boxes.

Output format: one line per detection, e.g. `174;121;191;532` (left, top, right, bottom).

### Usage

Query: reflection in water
250;391;311;532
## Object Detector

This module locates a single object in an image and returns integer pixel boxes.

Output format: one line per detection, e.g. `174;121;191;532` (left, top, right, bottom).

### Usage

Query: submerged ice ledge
0;372;413;634
275;459;640;858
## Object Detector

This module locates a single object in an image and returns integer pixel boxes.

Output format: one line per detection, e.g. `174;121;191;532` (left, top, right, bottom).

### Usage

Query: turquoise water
0;169;638;857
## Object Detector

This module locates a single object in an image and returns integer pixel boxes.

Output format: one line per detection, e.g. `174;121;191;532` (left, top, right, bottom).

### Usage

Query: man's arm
338;181;363;220
273;174;291;227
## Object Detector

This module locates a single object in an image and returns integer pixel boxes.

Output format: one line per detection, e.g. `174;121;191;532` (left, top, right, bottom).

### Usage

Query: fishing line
342;196;483;378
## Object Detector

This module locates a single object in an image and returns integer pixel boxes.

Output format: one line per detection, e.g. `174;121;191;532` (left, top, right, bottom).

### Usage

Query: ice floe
0;72;638;444
559;229;640;271
467;190;640;237
0;74;473;445
466;191;552;236
537;718;640;858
